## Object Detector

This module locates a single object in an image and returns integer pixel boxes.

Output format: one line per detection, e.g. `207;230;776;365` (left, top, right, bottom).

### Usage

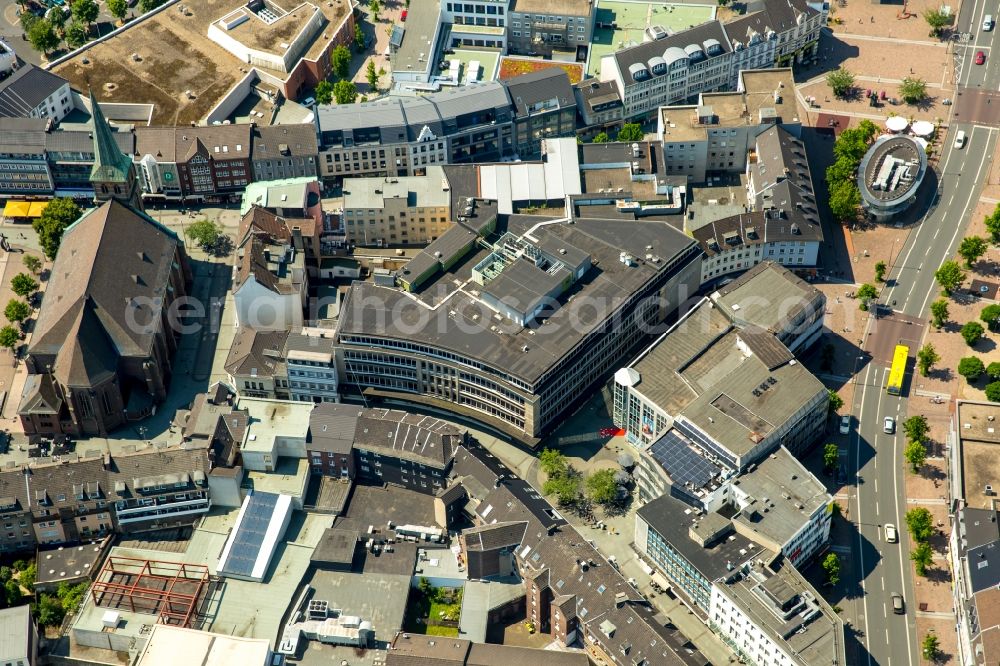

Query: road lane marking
855;364;874;666
917;127;997;316
876;500;880;515
892;396;916;666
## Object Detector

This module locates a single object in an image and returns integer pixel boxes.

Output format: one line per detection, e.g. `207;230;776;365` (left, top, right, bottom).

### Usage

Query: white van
955;130;967;149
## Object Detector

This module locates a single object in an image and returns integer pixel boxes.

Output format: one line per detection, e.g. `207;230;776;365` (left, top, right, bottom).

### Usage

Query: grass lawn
403;587;463;637
498;57;585;83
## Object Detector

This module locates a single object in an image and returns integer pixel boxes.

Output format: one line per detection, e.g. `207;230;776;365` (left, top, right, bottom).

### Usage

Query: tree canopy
916;343;939;376
962;321;985;346
333;80;358;104
959;356;986;381
934;260;965;295
959;235;988;268
331;45;352;80
899;77;928;105
617;123;644;142
185;219;224;251
32;197;81;259
314;80;334;105
930;299;949;328
585;469;619;506
905;506;934;542
826;67;855;99
10;274;38;298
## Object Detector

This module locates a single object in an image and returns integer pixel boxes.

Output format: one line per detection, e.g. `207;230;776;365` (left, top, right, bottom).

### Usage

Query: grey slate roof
316;83;512;146
353;408;463;468
250;124;318;159
224;328;288;377
307;402;362;454
462;520;527;552
724;0;819;46
28;200;183;387
505;69;575;117
0;64;67;117
0;117;49;154
613;21;731;86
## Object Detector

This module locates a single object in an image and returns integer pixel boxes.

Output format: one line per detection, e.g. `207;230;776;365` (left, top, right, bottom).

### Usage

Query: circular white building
857;134;928;222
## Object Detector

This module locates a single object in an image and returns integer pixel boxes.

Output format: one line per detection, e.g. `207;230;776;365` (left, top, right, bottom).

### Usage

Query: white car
984;14;994;31
839;415;851;435
883;416;895;434
885;523;898;543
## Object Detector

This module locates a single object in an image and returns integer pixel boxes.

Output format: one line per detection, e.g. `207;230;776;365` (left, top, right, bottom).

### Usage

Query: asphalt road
847;1;1000;663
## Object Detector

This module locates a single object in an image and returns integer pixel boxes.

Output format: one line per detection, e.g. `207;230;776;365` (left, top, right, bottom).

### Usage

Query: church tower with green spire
89;89;142;210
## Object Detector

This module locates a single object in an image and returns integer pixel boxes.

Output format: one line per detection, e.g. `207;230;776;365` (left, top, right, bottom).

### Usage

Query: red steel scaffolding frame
89;556;212;628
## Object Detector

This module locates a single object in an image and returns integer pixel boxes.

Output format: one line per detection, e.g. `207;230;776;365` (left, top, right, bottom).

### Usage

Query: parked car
839;415;851;435
976;50;986;65
885;523;898;543
883;416;895;434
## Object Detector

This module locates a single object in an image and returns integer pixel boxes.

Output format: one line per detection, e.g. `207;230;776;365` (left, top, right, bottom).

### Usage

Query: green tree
70;0;98;33
981;304;1000;331
354;23;365;51
20;9;39;34
0;326;19;351
28;19;60;55
331;44;351;80
107;0;129;23
19;563;36;589
911;542;933;576
0;566;10;583
922;633;941;661
138;0;165;12
585;469;619;506
987;361;1000;381
828;389;844;414
418;576;432;596
616;123;644;142
923;7;951;36
903;415;930;444
826;67;855;98
56;582;89;614
366;59;379;91
930;298;949;328
4;578;21;606
874;260;887;282
65;20;87;48
543;473;580;507
905;506;934;542
539;448;568;476
591;132;610;143
985;204;1000;243
962;321;985;346
898;77;928;104
47;6;67;36
823;442;839;473
10;274;38;298
32;197;80;259
828;180;860;221
959;235;988;268
904;439;926;473
822;552;841;586
36;594;64;626
917;343;939;376
369;0;380;19
5;300;29;326
825;155;856;185
22;255;42;275
184;219;223;251
934;260;965;295
987;381;1000;402
314;80;334;105
333;80;358;104
856;282;879;310
959;355;986;381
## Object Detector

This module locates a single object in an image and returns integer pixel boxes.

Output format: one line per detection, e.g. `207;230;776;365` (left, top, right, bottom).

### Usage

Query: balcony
116;498;211;524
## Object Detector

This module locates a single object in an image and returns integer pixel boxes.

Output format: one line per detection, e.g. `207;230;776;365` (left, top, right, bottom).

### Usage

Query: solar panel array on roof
648;430;724;489
220;492;280;578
